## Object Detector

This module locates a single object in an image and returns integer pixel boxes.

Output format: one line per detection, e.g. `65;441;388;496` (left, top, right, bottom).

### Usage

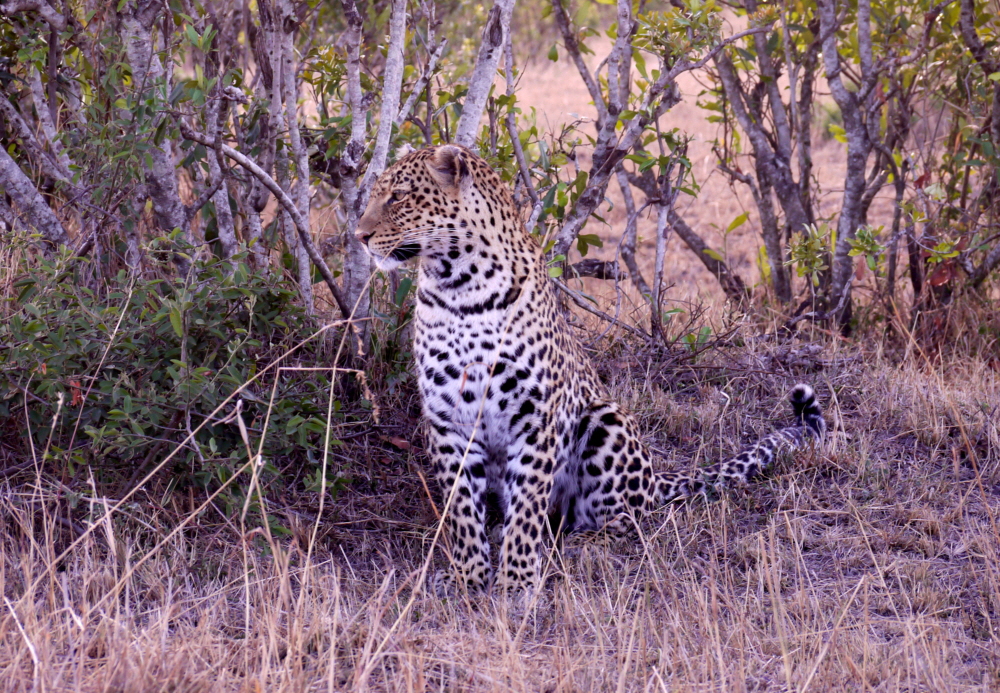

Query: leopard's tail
790;383;825;440
654;384;825;504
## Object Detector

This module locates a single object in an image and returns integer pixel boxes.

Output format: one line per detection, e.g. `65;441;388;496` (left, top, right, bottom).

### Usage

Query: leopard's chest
413;290;562;444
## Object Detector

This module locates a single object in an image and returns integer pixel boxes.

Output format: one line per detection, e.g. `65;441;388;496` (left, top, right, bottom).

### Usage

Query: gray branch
454;0;516;147
339;0;372;326
0;92;73;185
362;0;407;191
279;0;314;314
551;0;608;126
179;121;352;319
0;145;70;247
397;38;447;127
615;166;652;296
552;25;772;259
27;67;71;174
121;8;189;250
817;0;872;321
0;0;66;29
503;33;538;208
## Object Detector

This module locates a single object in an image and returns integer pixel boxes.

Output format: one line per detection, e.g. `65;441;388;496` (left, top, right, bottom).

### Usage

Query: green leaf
702;248;724;261
576;233;603;256
989;72;1000;82
394;277;413;307
548;44;559;62
726;212;749;234
548;265;563;278
169;306;183;339
828;124;847;144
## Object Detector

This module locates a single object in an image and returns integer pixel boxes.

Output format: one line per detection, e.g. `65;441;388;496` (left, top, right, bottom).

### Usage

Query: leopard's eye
388;189;407;204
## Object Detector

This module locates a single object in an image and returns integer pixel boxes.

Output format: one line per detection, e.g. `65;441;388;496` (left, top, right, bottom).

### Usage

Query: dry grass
1;340;998;692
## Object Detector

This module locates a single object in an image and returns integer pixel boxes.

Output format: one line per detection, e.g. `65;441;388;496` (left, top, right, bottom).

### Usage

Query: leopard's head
357;145;481;271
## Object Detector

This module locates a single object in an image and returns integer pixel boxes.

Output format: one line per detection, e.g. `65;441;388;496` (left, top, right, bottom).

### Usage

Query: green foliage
0;236;344;504
789;223;832;287
848;225;887;275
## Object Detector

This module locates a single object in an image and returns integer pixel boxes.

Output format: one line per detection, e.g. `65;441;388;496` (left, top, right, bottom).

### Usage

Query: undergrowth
0;234;353;513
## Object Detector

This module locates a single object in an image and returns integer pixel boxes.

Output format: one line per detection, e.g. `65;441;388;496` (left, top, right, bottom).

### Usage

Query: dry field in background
2;34;999;693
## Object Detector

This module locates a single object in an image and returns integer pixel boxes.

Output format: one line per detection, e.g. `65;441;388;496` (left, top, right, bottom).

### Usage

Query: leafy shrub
0;236;346;504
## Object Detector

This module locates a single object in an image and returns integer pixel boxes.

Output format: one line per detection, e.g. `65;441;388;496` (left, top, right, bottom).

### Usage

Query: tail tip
789;383;825;438
790;383;815;407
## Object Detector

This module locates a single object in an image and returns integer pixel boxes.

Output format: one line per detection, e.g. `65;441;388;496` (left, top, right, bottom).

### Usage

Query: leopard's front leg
428;426;492;593
496;432;557;595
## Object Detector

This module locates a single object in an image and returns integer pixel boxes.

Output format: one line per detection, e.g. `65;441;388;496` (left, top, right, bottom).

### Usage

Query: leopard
356;144;825;596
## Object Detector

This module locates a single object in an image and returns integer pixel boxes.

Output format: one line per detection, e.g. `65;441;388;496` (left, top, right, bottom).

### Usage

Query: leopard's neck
416;224;539;315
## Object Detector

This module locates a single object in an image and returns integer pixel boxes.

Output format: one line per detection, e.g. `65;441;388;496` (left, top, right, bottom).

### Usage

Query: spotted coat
356;145;825;594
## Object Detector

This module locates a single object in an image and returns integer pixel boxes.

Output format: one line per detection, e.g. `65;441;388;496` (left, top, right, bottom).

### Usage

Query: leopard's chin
367;241;421;271
389;242;421;263
370;253;404;271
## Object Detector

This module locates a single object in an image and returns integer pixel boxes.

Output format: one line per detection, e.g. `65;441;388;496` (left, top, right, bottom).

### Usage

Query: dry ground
2;24;999;693
1;342;998;692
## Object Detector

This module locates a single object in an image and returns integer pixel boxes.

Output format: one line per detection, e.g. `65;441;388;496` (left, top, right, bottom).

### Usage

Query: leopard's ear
426;145;470;194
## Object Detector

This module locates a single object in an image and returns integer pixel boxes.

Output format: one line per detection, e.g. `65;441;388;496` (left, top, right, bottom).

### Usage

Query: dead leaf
928;262;954;287
381;435;411;450
855;257;866;281
69;379;83;407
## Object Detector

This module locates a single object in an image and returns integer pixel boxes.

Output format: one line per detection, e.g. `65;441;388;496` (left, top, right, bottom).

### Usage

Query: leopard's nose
355;229;374;245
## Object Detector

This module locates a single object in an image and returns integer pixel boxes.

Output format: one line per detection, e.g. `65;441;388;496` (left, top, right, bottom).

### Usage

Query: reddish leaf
69;379;83;407
855;257;866;280
914;170;931;190
381;435;411;450
928;262;955;287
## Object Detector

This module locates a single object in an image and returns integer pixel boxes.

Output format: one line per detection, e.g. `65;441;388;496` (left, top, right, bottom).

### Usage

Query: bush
0;235;347;506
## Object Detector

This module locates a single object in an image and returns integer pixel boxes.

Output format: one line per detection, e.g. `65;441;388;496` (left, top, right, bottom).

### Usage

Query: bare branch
553;24;771;257
279;0;314;313
959;0;1000;156
553;278;649;340
179;120;352;319
817;0;873;322
0;92;73;184
0;146;70;248
503;33;538;208
551;0;608;125
958;0;997;72
0;0;66;30
339;0;372;325
27;67;71;173
362;0;407;190
455;0;516;147
397;38;447;127
878;0;955;72
667;206;749;302
651;202;670;340
615;166;652;296
186;172;226;222
120;6;189;247
606;0;634;118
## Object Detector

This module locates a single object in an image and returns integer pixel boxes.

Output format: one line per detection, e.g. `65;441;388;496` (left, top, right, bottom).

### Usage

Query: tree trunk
454;0;517;147
120;11;188;254
817;0;873;324
0;146;70;248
